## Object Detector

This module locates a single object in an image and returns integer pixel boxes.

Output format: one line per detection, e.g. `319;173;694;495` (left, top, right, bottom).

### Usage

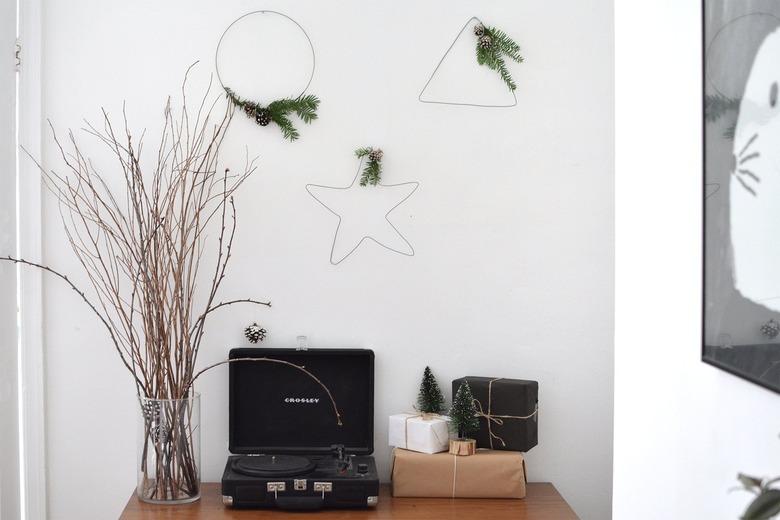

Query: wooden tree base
449;438;476;456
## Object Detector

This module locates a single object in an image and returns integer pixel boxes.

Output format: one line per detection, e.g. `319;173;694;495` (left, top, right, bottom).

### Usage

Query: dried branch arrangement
10;67;263;400
2;66;340;502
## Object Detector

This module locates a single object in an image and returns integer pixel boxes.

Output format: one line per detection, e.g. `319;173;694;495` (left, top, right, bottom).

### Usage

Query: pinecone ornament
368;148;383;162
244;104;255;117
244;322;267;343
255;109;271;127
479;35;493;49
474;23;485;36
761;319;780;339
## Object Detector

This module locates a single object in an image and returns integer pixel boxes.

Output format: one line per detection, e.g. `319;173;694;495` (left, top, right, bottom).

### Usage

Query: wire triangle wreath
419;16;523;108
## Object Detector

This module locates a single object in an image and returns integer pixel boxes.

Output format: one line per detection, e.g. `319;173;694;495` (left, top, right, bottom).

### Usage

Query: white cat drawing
731;27;780;311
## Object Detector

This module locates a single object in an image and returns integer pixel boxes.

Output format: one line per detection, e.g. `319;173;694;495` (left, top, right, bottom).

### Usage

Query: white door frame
17;0;45;518
0;0;21;517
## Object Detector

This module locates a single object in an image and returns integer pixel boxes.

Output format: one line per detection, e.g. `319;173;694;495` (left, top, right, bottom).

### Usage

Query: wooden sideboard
119;482;578;519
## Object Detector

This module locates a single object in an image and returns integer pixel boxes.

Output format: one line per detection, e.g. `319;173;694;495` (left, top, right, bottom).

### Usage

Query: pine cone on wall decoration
479;35;493;49
761;319;780;339
244;323;267;343
368;148;384;162
255;109;271;127
474;23;485;36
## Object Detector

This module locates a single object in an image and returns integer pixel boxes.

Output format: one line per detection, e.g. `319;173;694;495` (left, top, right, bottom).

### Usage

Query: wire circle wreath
215;10;320;140
419;16;518;108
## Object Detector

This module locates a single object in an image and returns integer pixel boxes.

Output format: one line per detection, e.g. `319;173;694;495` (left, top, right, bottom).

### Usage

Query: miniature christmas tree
416;366;445;414
449;381;480;439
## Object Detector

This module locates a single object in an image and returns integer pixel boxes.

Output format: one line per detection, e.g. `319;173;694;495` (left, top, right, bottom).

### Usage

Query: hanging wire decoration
306;154;420;265
419;16;523;108
215;10;320;141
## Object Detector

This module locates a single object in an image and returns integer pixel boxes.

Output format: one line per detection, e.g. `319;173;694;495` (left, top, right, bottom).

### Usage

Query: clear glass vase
136;393;201;504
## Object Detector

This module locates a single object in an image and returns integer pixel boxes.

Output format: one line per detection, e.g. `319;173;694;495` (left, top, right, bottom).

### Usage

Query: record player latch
267;481;286;497
313;482;333;494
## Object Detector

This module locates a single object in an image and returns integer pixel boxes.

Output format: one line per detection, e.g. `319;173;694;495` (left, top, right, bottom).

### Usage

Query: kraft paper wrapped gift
391;448;526;498
388;413;450;454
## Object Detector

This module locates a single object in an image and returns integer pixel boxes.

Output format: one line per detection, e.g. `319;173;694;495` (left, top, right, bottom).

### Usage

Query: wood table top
120;482;578;519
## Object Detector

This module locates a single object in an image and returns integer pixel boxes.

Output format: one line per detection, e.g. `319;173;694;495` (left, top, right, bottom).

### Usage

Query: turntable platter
232;454;316;477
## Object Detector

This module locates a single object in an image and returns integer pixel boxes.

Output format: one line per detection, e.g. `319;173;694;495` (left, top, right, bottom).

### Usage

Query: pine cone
255;109;271;127
244;323;267;343
474;23;485;36
479;35;493;49
368;148;383;162
244;104;255;117
761;319;780;339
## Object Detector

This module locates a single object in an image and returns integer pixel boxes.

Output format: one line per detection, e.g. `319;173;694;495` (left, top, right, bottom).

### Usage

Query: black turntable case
221;347;379;509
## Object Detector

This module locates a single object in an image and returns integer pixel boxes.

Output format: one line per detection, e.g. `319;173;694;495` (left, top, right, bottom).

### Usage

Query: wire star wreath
215;10;320;141
306;156;420;265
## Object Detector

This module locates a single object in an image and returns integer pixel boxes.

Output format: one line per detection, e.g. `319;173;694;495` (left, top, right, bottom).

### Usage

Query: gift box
452;376;538;452
391;448;526;498
388;413;450;454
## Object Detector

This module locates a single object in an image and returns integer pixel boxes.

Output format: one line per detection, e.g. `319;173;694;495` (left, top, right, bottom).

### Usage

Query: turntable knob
357;463;369;474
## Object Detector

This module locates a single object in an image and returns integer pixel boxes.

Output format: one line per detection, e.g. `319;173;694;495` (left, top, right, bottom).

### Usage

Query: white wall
39;1;614;519
613;1;780;518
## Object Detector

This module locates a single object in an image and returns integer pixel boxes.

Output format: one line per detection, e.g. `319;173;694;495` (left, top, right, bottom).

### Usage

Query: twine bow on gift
402;410;449;449
472;377;538;449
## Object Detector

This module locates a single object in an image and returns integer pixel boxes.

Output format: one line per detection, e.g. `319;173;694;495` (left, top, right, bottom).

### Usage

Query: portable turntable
221;347;379;509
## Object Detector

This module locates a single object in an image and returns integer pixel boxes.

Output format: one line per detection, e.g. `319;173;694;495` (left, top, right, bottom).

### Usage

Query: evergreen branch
360;161;381;186
495;55;516;91
487;27;522;62
270;111;300;141
224;87;319;141
354;147;383;186
474;24;524;92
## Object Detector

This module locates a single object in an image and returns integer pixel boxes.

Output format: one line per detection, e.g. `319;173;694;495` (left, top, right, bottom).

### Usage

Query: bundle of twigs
7;65;264;400
2;65;339;501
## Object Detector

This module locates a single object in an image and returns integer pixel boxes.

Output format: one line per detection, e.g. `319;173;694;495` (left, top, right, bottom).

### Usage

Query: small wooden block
449;438;476;456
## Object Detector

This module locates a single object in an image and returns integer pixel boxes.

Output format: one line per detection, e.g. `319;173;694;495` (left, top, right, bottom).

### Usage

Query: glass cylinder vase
136;393;201;504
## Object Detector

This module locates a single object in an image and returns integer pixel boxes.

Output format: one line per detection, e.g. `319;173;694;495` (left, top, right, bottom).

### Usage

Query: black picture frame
702;0;780;394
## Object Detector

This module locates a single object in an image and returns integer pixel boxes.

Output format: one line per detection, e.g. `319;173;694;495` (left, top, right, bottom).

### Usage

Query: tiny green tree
416;366;445;414
449;381;480;439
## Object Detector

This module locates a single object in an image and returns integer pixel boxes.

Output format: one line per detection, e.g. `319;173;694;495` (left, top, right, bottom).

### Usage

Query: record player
221;347;379;510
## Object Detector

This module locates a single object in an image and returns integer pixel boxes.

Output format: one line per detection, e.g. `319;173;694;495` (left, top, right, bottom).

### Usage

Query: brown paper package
391;448;526;498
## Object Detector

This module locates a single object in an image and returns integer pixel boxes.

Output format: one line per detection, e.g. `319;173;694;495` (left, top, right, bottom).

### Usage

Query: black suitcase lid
228;347;374;455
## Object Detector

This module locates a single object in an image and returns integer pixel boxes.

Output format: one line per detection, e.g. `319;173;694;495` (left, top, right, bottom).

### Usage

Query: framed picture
703;0;780;392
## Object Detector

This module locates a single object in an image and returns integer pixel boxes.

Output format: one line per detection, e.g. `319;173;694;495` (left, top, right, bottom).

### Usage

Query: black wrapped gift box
452;376;538;452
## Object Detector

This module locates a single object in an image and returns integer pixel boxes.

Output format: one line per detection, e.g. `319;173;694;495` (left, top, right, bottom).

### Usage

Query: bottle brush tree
416;366;445;414
449;381;480;439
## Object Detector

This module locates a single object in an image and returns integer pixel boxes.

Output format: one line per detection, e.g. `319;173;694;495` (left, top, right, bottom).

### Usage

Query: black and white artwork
703;0;780;391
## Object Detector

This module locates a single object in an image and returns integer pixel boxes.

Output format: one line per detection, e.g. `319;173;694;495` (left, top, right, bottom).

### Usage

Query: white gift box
388;413;451;454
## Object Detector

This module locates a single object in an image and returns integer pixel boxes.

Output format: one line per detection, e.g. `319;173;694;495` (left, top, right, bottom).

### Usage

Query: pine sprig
355;147;384;186
475;24;524;92
224;87;320;141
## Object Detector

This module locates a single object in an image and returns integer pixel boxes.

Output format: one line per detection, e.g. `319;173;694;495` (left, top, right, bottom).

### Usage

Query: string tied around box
402;409;449;449
472;377;538;449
